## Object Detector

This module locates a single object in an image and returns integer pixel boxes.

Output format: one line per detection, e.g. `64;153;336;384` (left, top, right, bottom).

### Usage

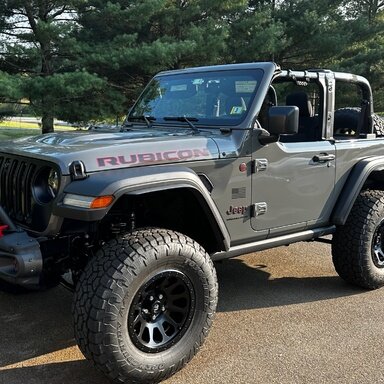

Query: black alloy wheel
128;270;195;353
372;219;384;268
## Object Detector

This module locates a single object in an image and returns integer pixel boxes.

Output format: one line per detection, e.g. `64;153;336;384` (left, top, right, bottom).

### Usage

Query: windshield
128;69;263;126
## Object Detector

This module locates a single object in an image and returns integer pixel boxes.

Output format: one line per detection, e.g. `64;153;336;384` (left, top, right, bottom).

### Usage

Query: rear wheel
332;189;384;289
73;228;218;383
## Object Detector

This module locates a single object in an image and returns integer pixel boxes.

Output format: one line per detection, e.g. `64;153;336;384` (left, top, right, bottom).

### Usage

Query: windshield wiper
163;116;199;134
128;115;156;128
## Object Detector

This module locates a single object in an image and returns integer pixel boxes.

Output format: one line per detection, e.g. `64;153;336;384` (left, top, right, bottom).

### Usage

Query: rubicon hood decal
88;137;218;171
98;148;211;167
1;130;220;174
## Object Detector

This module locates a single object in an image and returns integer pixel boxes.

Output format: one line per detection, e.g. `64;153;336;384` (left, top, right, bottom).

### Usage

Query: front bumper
0;207;42;288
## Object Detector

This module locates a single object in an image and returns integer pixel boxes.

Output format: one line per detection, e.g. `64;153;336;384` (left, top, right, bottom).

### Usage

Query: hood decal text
97;148;211;167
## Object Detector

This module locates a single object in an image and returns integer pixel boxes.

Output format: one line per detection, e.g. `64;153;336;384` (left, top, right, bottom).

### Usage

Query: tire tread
73;228;217;383
332;189;384;289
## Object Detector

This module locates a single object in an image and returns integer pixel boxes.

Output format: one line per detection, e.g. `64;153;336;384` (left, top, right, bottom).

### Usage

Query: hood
1;129;220;174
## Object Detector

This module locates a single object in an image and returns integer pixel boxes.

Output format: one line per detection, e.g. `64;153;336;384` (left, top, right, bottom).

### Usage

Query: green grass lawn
0;129;42;140
0;120;79;140
0;120;41;129
0;120;77;130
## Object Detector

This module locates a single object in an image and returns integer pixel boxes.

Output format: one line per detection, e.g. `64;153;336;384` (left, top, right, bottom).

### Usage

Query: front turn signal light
90;195;114;209
63;194;114;209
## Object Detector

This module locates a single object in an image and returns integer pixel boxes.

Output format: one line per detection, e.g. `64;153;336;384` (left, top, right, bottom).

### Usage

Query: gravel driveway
1;241;383;384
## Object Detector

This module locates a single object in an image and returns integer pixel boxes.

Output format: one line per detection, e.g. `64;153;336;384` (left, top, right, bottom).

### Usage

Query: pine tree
0;1;125;132
333;1;384;110
74;0;246;105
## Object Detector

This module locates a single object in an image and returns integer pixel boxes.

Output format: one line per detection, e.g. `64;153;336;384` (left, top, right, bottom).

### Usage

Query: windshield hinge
251;159;268;174
69;160;88;180
251;202;268;217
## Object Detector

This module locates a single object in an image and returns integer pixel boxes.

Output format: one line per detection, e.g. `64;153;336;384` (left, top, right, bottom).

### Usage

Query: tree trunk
25;3;56;134
41;113;54;134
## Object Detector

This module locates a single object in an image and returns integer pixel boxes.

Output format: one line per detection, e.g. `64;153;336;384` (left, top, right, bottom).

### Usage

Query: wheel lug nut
161;306;166;312
152;315;157;320
158;294;163;300
149;296;154;301
142;308;149;314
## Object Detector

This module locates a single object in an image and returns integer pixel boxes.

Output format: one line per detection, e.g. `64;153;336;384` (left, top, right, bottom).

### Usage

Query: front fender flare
55;165;230;250
332;156;384;225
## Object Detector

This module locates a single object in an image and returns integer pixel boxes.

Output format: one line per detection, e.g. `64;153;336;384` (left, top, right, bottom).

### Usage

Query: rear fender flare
332;156;384;225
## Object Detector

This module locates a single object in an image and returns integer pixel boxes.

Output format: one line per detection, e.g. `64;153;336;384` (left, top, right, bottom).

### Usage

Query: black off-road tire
334;107;384;136
73;228;218;384
332;189;384;289
372;113;384;136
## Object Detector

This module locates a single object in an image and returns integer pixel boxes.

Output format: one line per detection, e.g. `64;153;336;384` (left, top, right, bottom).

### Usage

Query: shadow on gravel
0;285;75;367
216;258;363;313
0;250;364;383
0;361;109;384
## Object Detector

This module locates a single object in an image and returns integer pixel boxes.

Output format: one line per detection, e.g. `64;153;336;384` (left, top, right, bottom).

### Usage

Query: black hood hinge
69;160;88;180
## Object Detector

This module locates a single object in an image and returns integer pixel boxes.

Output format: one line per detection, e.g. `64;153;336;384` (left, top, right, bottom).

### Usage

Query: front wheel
332;189;384;289
73;228;218;383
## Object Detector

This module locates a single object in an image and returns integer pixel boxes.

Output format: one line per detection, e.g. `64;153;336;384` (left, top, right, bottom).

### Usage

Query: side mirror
257;106;299;145
268;106;299;135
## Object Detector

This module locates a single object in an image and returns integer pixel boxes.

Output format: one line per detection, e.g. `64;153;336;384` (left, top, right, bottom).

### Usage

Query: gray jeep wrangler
1;62;384;383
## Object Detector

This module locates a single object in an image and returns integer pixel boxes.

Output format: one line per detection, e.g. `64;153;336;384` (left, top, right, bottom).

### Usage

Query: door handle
312;153;335;163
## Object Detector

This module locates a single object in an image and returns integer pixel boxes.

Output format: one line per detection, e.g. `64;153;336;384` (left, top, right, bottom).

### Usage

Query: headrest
219;80;236;96
206;81;220;95
286;92;313;117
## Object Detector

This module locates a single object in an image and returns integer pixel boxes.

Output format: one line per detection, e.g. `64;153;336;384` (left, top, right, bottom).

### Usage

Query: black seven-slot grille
0;156;37;226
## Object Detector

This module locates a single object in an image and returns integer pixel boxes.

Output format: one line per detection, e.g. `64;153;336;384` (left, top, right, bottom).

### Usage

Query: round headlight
33;167;60;204
48;169;59;197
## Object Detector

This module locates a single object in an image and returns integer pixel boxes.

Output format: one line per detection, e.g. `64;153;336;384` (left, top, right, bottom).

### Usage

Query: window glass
129;69;263;126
